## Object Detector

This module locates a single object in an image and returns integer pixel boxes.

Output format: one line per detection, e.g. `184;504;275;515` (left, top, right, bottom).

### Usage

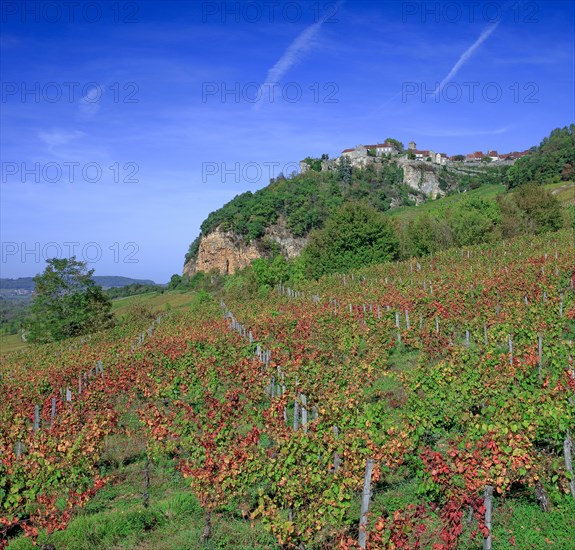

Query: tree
385;138;404;153
511;183;564;233
167;274;183;290
506;125;575;188
447;197;500;246
303;202;399;278
338;155;353;184
27;257;114;343
303;156;323;172
405;214;453;257
497;183;564;236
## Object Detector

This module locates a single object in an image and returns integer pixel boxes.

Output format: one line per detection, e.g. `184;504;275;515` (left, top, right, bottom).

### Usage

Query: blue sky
1;0;574;283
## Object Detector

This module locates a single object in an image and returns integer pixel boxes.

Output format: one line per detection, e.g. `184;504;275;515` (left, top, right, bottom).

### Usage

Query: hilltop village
300;140;531;173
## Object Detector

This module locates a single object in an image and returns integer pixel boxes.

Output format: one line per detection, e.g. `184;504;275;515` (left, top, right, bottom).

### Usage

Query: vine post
483;485;493;550
358;458;374;549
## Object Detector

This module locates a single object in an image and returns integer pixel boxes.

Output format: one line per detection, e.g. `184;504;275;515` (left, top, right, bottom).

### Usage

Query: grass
457;498;575;549
111;290;197;318
385;184;506;222
544;181;575;205
0;291;196;357
0;332;28;355
5;327;575;549
386;180;574;225
6;439;277;550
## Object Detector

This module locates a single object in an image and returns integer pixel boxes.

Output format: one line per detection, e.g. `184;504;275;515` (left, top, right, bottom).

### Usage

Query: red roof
466;152;484;159
488;150;498;156
342;148;354;153
500;151;529;159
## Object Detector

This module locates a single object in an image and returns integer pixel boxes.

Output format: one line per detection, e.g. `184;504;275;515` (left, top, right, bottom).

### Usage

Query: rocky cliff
183;218;307;276
398;159;443;198
308;155;445;198
185;156;459;276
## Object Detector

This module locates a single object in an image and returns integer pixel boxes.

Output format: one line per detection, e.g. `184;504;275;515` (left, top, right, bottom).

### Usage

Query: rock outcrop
183;218;307;276
398;159;443;198
183;228;261;276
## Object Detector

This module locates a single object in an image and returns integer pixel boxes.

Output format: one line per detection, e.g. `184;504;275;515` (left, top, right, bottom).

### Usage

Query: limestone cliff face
183;219;307;276
183;228;260;276
321;154;443;198
398;159;443;198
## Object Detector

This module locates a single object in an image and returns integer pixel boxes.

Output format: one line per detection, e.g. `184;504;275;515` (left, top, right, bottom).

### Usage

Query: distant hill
0;276;157;291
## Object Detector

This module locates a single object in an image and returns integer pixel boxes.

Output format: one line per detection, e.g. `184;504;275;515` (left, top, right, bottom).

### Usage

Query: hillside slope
183;156;500;276
3;230;574;549
183;125;574;277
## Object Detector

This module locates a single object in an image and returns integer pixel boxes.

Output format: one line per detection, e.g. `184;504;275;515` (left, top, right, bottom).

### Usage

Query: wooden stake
301;394;308;432
483;485;493;550
538;333;543;377
358;458;374;549
508;335;513;365
564;430;575;500
333;426;340;473
293;396;300;431
51;398;56;427
33;405;40;432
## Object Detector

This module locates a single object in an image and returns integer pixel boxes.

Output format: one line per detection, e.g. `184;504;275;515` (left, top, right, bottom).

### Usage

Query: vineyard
1;230;574;549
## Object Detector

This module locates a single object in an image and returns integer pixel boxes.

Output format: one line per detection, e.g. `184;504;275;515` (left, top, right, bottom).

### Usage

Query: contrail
255;2;342;108
434;21;500;95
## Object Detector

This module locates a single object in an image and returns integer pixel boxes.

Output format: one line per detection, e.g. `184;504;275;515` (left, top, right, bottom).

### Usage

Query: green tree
303;202;399;278
27;257;114;343
302;156;323;172
507;125;575;188
447;197;501;246
338;155;353;184
511;183;564;233
167;274;183;289
405;214;453;257
497;183;564;237
385;138;404;153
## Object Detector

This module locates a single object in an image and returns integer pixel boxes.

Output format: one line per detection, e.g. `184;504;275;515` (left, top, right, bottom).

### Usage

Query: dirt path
551;182;575;195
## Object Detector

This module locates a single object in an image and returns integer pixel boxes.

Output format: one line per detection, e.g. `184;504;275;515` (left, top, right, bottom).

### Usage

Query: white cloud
434;22;500;95
78;84;103;119
255;2;343;108
38;129;85;149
